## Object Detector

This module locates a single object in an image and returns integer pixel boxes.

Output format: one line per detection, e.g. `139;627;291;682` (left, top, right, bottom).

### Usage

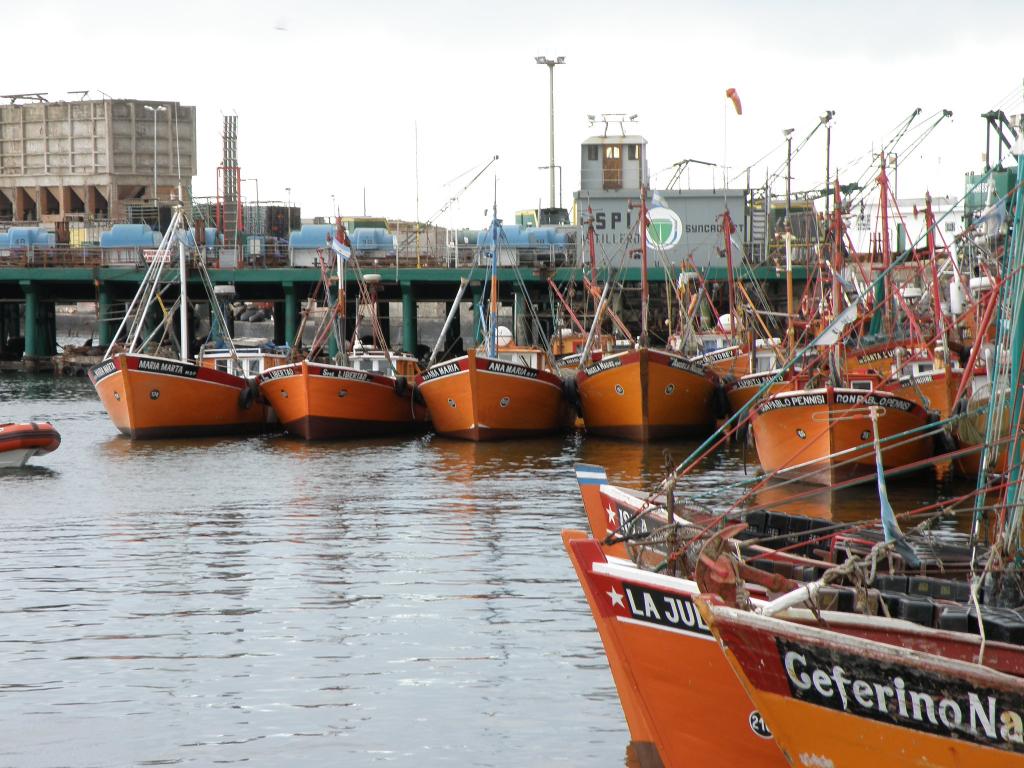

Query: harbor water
0;373;966;766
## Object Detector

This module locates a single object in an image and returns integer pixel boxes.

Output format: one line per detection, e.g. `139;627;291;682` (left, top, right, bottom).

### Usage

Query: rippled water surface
0;373;961;766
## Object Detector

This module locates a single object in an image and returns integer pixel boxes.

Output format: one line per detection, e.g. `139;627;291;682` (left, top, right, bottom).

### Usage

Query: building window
627;144;639;160
586;145;598;161
945;221;956;232
605;146;620;160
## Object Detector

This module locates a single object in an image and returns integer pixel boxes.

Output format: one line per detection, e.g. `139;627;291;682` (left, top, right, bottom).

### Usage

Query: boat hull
892;367;959;420
954;394;1009;478
693;345;750;379
575;463;660;561
89;354;268;439
725;371;792;414
564;535;787;767
563;530;659;758
845;342;905;376
0;422;60;467
258;361;428;440
702;602;1024;768
751;387;932;486
416;350;566;441
576;348;717;441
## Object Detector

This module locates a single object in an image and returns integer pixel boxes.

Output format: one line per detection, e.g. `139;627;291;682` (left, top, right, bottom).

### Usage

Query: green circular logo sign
646;207;683;250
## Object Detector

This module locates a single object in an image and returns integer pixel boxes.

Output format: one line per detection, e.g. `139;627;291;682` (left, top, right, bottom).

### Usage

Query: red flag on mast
725;88;742;115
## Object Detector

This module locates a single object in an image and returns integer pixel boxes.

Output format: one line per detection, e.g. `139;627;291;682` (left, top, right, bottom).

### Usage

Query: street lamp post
821;111;834;217
535;56;564;210
538;165;563;210
143;104;167;207
783;128;794;225
241;178;260;209
242;178;260;238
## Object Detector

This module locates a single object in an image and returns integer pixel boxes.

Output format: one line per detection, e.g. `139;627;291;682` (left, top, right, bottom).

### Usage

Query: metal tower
216;115;242;249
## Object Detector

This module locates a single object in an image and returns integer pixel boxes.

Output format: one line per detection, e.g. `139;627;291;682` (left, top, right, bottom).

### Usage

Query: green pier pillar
41;301;56;356
327;324;339;358
514;287;529;344
377;297;391;347
470;287;483;346
327;290;338;358
98;283;114;347
345;295;358;346
283;282;298;350
19;281;40;358
273;301;286;346
401;282;417;354
3;304;20;356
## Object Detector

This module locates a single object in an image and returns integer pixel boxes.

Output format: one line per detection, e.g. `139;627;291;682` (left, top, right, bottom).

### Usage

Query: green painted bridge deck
0;262;802;360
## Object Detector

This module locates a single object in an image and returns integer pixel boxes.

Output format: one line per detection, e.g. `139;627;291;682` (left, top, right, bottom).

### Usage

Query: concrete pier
0;263;793;368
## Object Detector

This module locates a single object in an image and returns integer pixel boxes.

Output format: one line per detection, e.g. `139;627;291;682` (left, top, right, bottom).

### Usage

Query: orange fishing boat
695;337;783;382
575;463;652;560
844;341;907;377
571;457;1003;766
575;188;718;441
416;209;567;441
0;422;61;467
563;532;787;767
90;203;280;439
259;355;427;439
696;156;1019;766
549;329;616;373
953;383;1010;478
692;342;750;378
700;597;1024;768
562;530;660;761
751;176;938;484
576;347;717;441
892;362;960;419
751;386;933;486
725;369;793;414
417;347;566;441
258;224;428;439
91;352;272;439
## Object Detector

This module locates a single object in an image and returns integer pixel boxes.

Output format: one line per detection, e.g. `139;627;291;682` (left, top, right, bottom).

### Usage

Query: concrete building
844;194;964;257
575;129;747;268
0;96;196;223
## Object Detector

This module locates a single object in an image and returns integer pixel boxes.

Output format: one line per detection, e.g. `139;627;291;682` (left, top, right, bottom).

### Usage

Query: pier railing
0;245;137;268
0;242;583;271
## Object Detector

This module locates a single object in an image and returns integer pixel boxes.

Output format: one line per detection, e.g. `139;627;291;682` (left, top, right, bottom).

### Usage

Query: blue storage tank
476;224;566;248
3;227;56;247
100;224;161;248
477;224;533;248
350;227;396;251
528;227;569;246
289;224;335;250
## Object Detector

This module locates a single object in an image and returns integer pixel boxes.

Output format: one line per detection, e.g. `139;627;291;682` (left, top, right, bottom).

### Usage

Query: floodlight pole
536;56;565;210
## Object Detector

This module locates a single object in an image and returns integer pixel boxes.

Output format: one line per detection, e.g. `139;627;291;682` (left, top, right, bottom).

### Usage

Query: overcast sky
5;0;1021;228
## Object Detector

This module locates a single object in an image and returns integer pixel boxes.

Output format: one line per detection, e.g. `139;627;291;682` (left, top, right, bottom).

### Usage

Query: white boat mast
178;208;188;363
